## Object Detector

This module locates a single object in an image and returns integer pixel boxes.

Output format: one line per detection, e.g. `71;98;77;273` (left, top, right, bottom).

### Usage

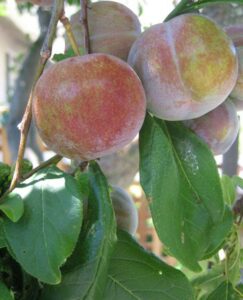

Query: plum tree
32;53;146;160
67;1;141;60
184;100;239;155
128;14;238;121
110;185;138;235
226;25;243;102
3;1;243;299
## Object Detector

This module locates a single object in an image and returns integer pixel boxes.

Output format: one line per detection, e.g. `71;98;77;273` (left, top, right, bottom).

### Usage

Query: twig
4;0;65;201
80;0;91;54
60;15;81;55
22;154;62;181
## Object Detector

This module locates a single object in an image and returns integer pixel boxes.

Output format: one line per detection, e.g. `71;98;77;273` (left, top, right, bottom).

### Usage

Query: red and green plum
32;54;146;160
184;100;239;155
128;14;238;121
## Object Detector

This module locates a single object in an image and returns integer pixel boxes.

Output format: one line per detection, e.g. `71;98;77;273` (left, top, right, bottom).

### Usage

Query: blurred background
1;0;243;269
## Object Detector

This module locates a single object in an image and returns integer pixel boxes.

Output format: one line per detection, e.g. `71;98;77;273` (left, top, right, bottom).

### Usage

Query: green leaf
192;228;241;296
11;159;33;178
0;281;14;300
138;2;143;16
184;0;243;12
3;166;83;284
235;283;243;296
104;230;194;300
202;206;233;259
206;281;240;300
221;176;236;206
52;47;85;62
41;161;117;299
0;219;6;248
0;193;24;222
232;176;243;190
165;0;243;21
0;162;11;179
0;162;11;196
226;229;241;286
74;170;90;199
192;260;225;293
139;114;227;271
165;121;225;222
66;0;80;6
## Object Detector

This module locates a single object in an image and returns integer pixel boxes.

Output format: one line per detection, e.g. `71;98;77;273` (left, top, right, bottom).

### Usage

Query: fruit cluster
31;1;241;159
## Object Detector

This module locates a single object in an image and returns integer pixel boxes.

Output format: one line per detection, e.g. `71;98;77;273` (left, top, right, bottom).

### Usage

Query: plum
66;1;141;61
32;54;146;160
184;100;239;155
128;14;238;121
111;185;138;235
225;25;243;102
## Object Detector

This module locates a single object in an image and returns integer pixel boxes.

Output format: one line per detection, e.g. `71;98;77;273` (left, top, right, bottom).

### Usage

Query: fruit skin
67;1;141;61
225;25;243;102
225;25;243;47
184;100;239;155
110;185;138;236
128;14;238;121
32;54;146;160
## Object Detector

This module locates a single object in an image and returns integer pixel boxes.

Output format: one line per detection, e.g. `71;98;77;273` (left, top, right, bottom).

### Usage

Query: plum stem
1;0;65;202
60;15;81;55
80;0;91;54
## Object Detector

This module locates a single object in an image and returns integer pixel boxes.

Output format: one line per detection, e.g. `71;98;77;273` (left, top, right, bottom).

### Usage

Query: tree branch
5;0;65;199
80;0;91;54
